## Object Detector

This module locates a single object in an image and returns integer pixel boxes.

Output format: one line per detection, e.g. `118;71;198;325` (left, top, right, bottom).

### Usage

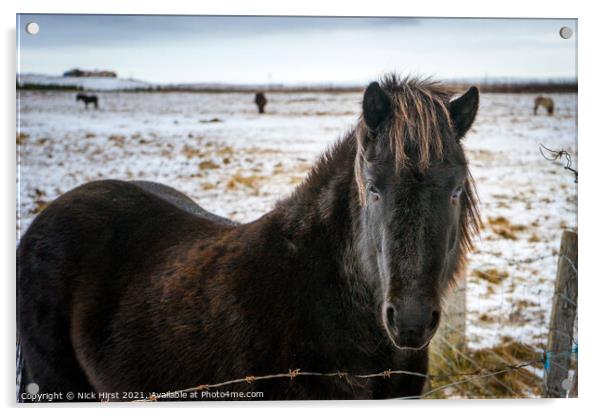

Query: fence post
569;367;578;398
432;276;467;352
543;230;578;398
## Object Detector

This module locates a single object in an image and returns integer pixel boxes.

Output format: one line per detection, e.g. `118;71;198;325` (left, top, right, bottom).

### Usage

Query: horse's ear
449;86;479;140
362;82;391;131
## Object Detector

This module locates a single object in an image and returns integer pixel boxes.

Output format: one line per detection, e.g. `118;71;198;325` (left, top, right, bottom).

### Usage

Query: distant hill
17;73;154;91
16;73;577;93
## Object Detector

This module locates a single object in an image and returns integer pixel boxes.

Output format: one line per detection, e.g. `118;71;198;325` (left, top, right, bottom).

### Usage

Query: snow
16;89;577;352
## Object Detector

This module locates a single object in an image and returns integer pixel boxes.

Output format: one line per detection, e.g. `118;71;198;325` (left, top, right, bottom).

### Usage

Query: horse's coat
17;75;480;401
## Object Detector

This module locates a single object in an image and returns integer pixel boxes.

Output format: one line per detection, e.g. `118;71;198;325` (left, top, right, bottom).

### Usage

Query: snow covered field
16;90;577;352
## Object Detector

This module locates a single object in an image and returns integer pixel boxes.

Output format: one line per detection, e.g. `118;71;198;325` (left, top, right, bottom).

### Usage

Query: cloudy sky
17;14;577;85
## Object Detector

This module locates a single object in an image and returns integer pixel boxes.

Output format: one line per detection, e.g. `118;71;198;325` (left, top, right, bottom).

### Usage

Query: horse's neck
254;133;383;357
274;132;368;292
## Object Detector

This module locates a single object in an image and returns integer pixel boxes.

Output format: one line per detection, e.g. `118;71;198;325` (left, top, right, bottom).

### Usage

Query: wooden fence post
543;230;578;398
569;367;578;398
432;276;467;352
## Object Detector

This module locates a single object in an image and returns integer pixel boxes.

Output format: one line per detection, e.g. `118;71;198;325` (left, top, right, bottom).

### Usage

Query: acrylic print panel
16;14;577;402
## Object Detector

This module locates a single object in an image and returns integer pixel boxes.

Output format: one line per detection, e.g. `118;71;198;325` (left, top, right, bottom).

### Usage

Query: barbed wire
539;144;578;183
407;359;543;400
133;347;578;402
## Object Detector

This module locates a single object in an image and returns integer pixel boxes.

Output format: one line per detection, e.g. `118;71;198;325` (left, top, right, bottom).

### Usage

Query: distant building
63;68;117;78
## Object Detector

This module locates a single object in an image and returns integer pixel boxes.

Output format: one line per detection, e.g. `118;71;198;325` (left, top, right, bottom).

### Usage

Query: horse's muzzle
382;301;441;350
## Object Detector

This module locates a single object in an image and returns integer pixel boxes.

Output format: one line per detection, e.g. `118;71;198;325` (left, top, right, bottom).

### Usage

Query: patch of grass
215;146;234;156
478;313;496;323
473;268;509;285
289;176;304;185
515;299;538;309
427;342;543;398
108;135;126;147
226;174;266;193
16;133;29;145
487;216;528;240
182;145;206;160
273;162;285;174
198;160;220;170
30;189;48;215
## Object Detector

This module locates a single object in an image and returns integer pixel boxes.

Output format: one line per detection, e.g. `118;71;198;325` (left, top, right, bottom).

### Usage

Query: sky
17;14;577;85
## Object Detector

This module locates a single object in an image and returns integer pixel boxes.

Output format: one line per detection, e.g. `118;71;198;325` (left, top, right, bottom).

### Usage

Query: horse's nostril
386;305;396;329
430;310;441;330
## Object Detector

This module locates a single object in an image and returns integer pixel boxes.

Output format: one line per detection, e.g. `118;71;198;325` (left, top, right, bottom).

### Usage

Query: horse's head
354;76;480;350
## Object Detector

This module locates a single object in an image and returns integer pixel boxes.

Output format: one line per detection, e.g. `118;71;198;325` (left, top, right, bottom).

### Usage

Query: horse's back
131;180;236;226
18;179;233;291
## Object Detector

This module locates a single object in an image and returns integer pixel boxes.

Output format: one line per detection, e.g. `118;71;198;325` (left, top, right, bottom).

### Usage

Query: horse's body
533;96;554;116
18;76;480;401
255;92;267;114
76;93;99;110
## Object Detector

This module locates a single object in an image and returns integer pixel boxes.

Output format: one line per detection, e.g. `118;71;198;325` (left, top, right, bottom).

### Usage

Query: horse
17;75;480;401
76;93;99;110
533;96;554;116
255;92;267;114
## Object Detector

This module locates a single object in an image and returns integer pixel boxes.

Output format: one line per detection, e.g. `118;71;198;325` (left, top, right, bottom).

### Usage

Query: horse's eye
451;186;463;205
368;185;380;202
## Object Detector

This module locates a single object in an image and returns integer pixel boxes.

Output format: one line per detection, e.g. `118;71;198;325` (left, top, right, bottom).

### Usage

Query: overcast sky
17;14;577;85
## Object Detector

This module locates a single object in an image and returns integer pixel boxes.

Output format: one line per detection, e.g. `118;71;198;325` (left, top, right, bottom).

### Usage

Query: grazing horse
255;92;267;114
17;75;480;401
76;93;99;110
533;96;554;116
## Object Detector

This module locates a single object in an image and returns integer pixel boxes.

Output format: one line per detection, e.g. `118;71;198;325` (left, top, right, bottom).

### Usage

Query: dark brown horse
76;93;99;110
17;75;480;401
255;92;267;114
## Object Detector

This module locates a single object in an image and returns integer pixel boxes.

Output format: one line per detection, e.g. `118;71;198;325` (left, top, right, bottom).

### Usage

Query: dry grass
226;173;266;194
488;216;528;240
182;145;206;160
108;135;126;147
16;133;29;145
428;342;543;398
198;160;220;170
473;268;509;285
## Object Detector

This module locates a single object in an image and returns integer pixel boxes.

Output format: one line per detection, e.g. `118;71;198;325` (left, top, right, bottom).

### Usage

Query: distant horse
76;93;99;110
533;96;554;116
255;92;267;114
17;75;480;401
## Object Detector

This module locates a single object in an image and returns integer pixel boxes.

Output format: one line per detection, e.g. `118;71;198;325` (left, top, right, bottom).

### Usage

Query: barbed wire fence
539;144;578;183
133;350;574;402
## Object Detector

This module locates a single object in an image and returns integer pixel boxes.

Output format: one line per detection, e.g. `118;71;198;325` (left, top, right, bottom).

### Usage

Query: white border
2;1;600;415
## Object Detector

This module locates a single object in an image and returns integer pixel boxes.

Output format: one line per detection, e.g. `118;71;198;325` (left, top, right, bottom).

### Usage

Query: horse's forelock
354;75;456;205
